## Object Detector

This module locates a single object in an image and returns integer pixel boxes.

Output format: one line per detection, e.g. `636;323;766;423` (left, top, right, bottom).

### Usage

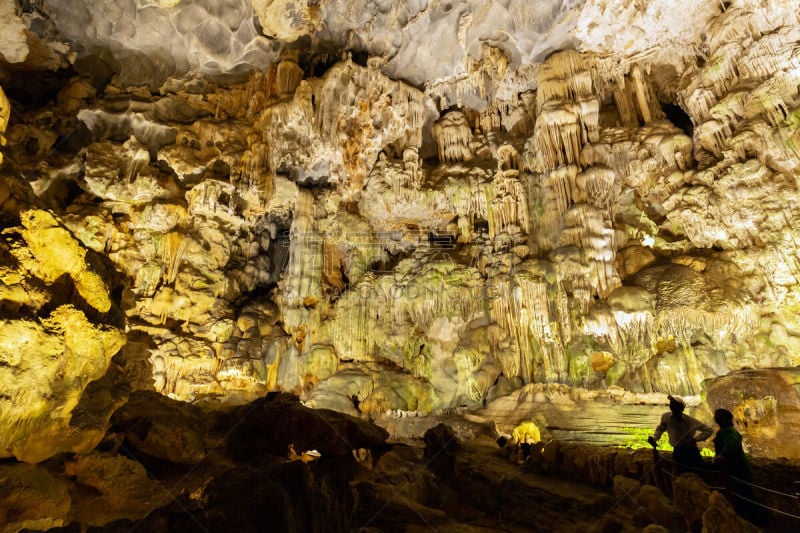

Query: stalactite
161;231;187;284
583;166;617;209
745;71;800;127
527;104;584;172
613;81;639;128
683;87;717;123
280;188;322;335
738;28;800;82
433;110;474;163
487;170;531;238
701;43;742;98
525;51;600;174
705;7;762;53
253;59;424;197
10;1;800;417
709;89;748;134
319;259;484;382
275;51;304;97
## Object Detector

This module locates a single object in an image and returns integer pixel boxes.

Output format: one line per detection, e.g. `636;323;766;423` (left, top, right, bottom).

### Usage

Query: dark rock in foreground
223;392;389;461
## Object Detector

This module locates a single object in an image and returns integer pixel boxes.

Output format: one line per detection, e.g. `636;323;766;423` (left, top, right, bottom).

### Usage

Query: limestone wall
1;2;800;428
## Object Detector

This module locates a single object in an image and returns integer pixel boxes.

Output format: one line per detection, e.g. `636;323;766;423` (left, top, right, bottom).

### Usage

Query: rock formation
2;0;800;528
705;367;800;459
2;0;800;434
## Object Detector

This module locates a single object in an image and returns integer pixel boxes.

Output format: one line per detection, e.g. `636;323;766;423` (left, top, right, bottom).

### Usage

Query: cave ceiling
2;0;800;463
4;0;726;100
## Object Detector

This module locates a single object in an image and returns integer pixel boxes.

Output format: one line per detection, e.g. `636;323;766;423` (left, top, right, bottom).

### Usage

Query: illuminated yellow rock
17;209;111;313
590;351;615;373
0;204;125;463
0;84;8;165
0;306;126;462
0;265;48;311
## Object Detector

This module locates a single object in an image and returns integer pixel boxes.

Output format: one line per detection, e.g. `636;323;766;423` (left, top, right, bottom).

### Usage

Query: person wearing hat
647;395;713;472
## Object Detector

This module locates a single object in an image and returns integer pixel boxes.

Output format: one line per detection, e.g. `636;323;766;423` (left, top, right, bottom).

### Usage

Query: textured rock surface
110;390;208;464
3;1;800;530
705;368;800;459
702;490;760;533
0;463;71;532
64;452;170;527
0;0;798;510
1;391;794;531
0;203;126;463
223;392;389;461
0;394;389;531
1;0;800;432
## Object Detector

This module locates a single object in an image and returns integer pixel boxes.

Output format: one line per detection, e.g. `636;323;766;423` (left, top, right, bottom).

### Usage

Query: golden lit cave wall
5;2;800;415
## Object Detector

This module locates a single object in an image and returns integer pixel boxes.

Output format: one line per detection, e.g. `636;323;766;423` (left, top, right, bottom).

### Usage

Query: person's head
714;408;734;428
668;395;685;417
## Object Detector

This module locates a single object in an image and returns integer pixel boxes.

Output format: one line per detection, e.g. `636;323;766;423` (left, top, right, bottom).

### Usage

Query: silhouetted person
714;408;762;523
713;408;752;481
648;395;712;472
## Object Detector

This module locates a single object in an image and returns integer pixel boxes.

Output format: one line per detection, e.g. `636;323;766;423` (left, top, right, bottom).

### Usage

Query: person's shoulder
719;426;740;440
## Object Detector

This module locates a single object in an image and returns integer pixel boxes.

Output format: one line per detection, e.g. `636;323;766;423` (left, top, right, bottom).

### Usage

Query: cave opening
661;102;694;137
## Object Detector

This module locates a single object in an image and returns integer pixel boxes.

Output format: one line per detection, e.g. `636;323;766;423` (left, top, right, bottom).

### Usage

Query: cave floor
350;435;632;533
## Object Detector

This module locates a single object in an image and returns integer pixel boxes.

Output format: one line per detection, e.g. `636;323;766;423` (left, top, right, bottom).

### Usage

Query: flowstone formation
0;203;126;462
1;0;800;450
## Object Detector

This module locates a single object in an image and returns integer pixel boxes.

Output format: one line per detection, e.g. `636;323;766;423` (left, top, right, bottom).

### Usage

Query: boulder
0;463;70;532
64;452;170;527
596;514;624;533
614;448;655;479
224;393;389;461
701;491;759;533
704;368;800;459
422;423;461;480
672;472;711;529
111;390;208;464
352;480;451;529
636;484;686;531
613;475;642;510
559;442;619;487
199;457;354;533
541;439;563;469
641;525;670;533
